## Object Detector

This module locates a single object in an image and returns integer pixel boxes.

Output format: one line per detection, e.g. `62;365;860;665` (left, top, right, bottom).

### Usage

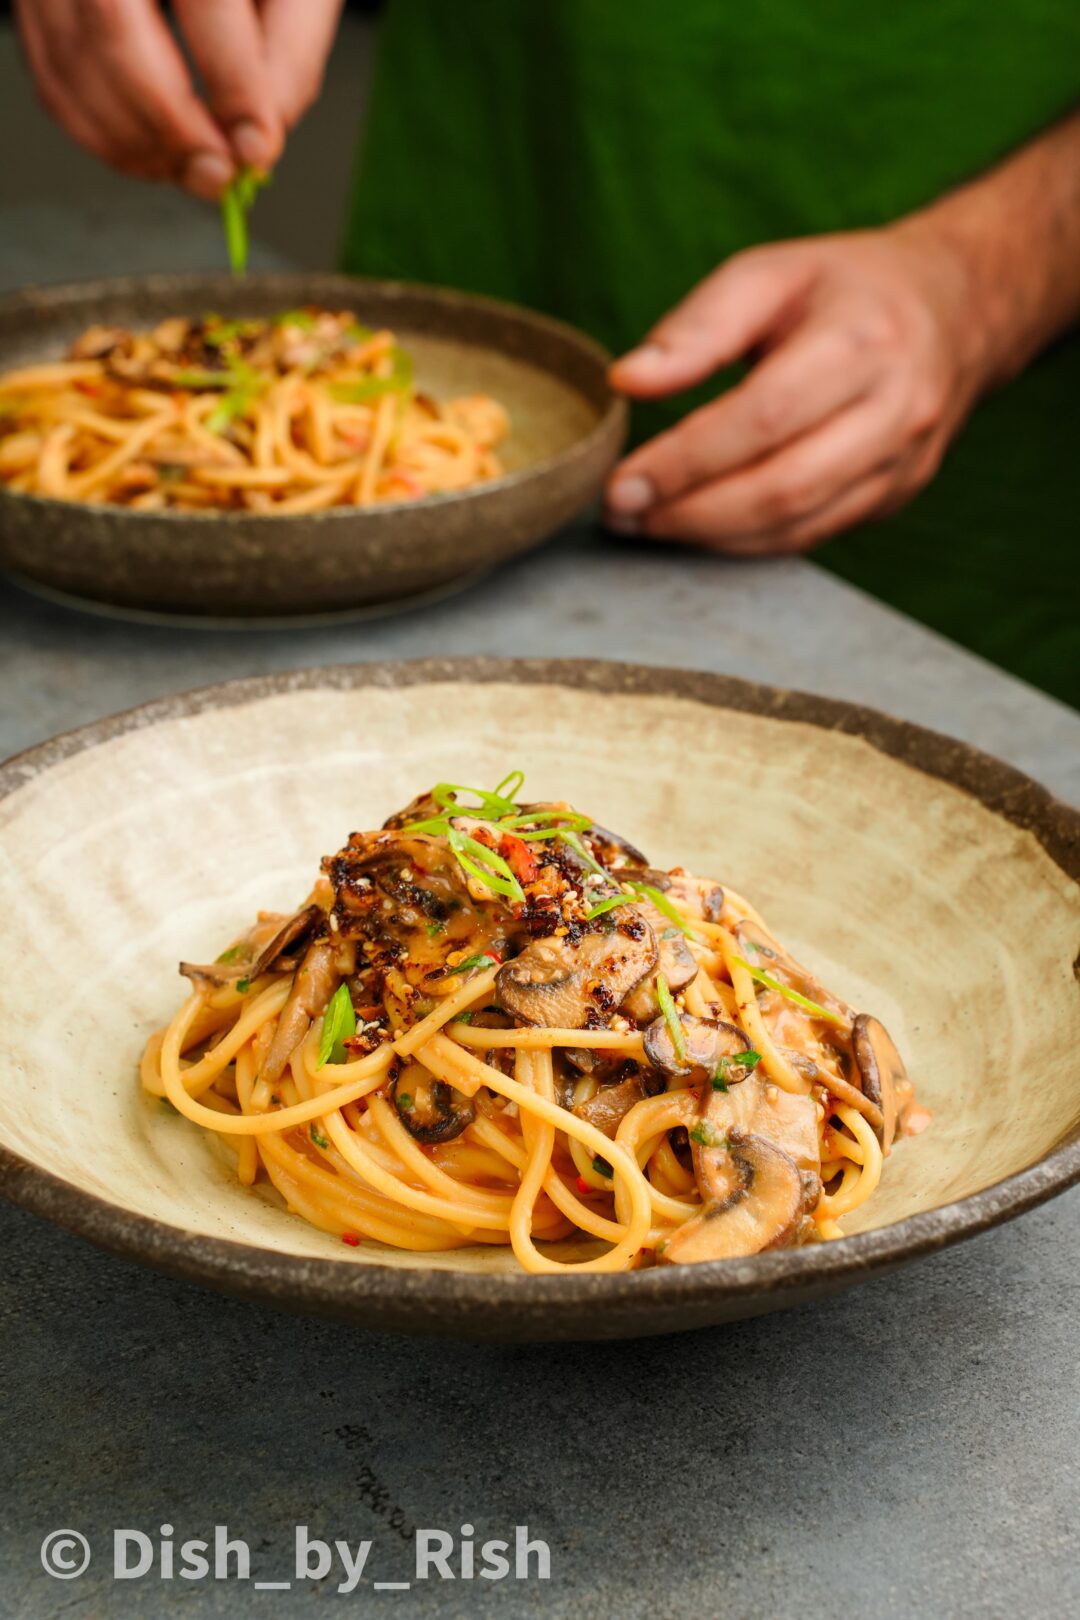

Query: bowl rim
1;655;1078;1324
0;271;628;524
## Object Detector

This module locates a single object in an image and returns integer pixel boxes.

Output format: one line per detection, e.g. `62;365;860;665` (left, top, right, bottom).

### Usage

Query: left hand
604;221;988;553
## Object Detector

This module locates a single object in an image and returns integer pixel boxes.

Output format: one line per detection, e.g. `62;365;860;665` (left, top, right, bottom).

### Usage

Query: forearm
899;105;1080;394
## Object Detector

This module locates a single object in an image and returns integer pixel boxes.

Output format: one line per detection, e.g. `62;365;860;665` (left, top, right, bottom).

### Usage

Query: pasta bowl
0;274;626;618
0;658;1077;1340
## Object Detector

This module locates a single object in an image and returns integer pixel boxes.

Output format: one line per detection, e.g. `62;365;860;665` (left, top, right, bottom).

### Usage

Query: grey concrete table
2;215;1079;1620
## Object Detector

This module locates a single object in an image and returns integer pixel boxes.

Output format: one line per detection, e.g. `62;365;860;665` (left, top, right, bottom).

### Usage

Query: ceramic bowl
0;659;1077;1340
0;275;626;618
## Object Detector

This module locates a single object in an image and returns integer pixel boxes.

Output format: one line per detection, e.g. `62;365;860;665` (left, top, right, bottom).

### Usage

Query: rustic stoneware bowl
1;659;1077;1341
0;275;626;618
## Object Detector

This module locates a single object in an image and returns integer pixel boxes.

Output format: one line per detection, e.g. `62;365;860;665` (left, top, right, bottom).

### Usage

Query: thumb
173;0;284;174
609;246;819;399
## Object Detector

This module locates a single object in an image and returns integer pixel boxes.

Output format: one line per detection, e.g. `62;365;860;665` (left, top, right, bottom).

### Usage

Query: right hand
14;0;344;198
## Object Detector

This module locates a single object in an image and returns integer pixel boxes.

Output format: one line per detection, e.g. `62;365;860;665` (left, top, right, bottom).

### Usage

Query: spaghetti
141;778;925;1271
0;310;509;512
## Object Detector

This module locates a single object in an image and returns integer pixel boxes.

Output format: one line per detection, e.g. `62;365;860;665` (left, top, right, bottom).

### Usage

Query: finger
261;0;344;127
632;394;908;547
16;1;189;179
608;316;881;514
630;465;898;557
173;0;284;171
608;246;818;399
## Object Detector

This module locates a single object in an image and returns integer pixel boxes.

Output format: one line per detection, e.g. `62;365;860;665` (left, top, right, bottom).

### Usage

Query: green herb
317;983;357;1069
215;943;246;965
396;1094;414;1112
235;977;250;994
493;769;525;801
205;364;266;432
272;308;318;329
712;1050;762;1090
203;317;259;347
591;1155;614;1179
220;164;270;275
402;816;526;905
656;973;687;1063
733;958;845;1025
310;1125;330;1150
499;809;592;838
689;1121;728;1149
425;920;446;937
171;369;233;390
447;954;499;976
452;1011;474;1025
556;828;608;879
626;881;700;940
432;780;522;819
329;344;413;403
584;893;635;922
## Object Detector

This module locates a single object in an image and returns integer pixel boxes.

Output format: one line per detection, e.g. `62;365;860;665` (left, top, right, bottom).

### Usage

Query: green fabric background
343;1;1079;706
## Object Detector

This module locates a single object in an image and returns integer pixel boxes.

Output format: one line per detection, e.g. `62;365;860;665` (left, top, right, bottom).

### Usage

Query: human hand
15;0;343;199
605;222;989;553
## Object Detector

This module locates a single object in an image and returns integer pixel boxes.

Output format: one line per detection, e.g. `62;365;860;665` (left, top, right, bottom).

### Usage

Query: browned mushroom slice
261;939;339;1083
666;873;725;922
852;1013;913;1154
496;921;657;1029
621;903;697;1021
572;1074;650;1137
391;1069;475;1144
250;903;323;976
735;918;852;1023
583;822;650;869
659;1129;804;1263
644;1013;751;1084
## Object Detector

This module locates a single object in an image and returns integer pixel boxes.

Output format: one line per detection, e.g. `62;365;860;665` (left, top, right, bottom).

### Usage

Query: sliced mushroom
644;1013;751;1084
583;822;650;869
735;918;852;1024
621;903;698;1021
701;1071;821;1181
665;872;725;922
250;903;323;976
572;1074;649;1138
261;939;339;1083
659;1128;804;1263
496;921;657;1029
852;1013;913;1154
784;1047;884;1134
391;1068;475;1144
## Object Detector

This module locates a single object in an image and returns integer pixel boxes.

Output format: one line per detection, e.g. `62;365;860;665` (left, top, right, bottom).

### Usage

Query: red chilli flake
341;1232;360;1247
575;1176;592;1196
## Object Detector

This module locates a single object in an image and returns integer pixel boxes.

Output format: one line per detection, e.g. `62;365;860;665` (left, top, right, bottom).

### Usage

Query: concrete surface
1;26;1079;1615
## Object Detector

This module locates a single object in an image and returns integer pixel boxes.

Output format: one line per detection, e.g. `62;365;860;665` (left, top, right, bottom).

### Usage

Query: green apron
343;1;1080;708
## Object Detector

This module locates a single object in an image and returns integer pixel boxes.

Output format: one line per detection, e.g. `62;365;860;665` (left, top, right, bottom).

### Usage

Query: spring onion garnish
432;781;522;819
402;817;526;904
624;880;701;941
494;769;525;801
330;344;413;403
235;977;250;994
583;892;636;922
689;1121;728;1149
656;973;687;1063
317;983;357;1069
446;954;499;976
215;943;246;965
712;1050;762;1090
733;958;846;1025
310;1125;330;1150
591;1155;614;1179
221;164;269;276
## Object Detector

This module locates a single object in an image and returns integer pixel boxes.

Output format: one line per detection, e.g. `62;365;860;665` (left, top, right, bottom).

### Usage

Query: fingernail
605;509;641;536
183;151;234;200
616;342;666;371
231;119;270;170
607;474;656;515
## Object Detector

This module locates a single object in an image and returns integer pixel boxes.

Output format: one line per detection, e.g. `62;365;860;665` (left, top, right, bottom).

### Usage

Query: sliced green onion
447;829;525;904
689;1120;728;1149
317;983;356;1069
733;958;846;1025
221;164;269;276
712;1050;762;1090
583;892;636;922
557;828;608;879
329;344;413;403
310;1125;330;1150
493;769;525;802
446;954;500;976
591;1155;614;1179
432;781;521;819
656;973;687;1063
272;308;318;329
499;809;592;833
215;943;246;965
626;881;701;941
